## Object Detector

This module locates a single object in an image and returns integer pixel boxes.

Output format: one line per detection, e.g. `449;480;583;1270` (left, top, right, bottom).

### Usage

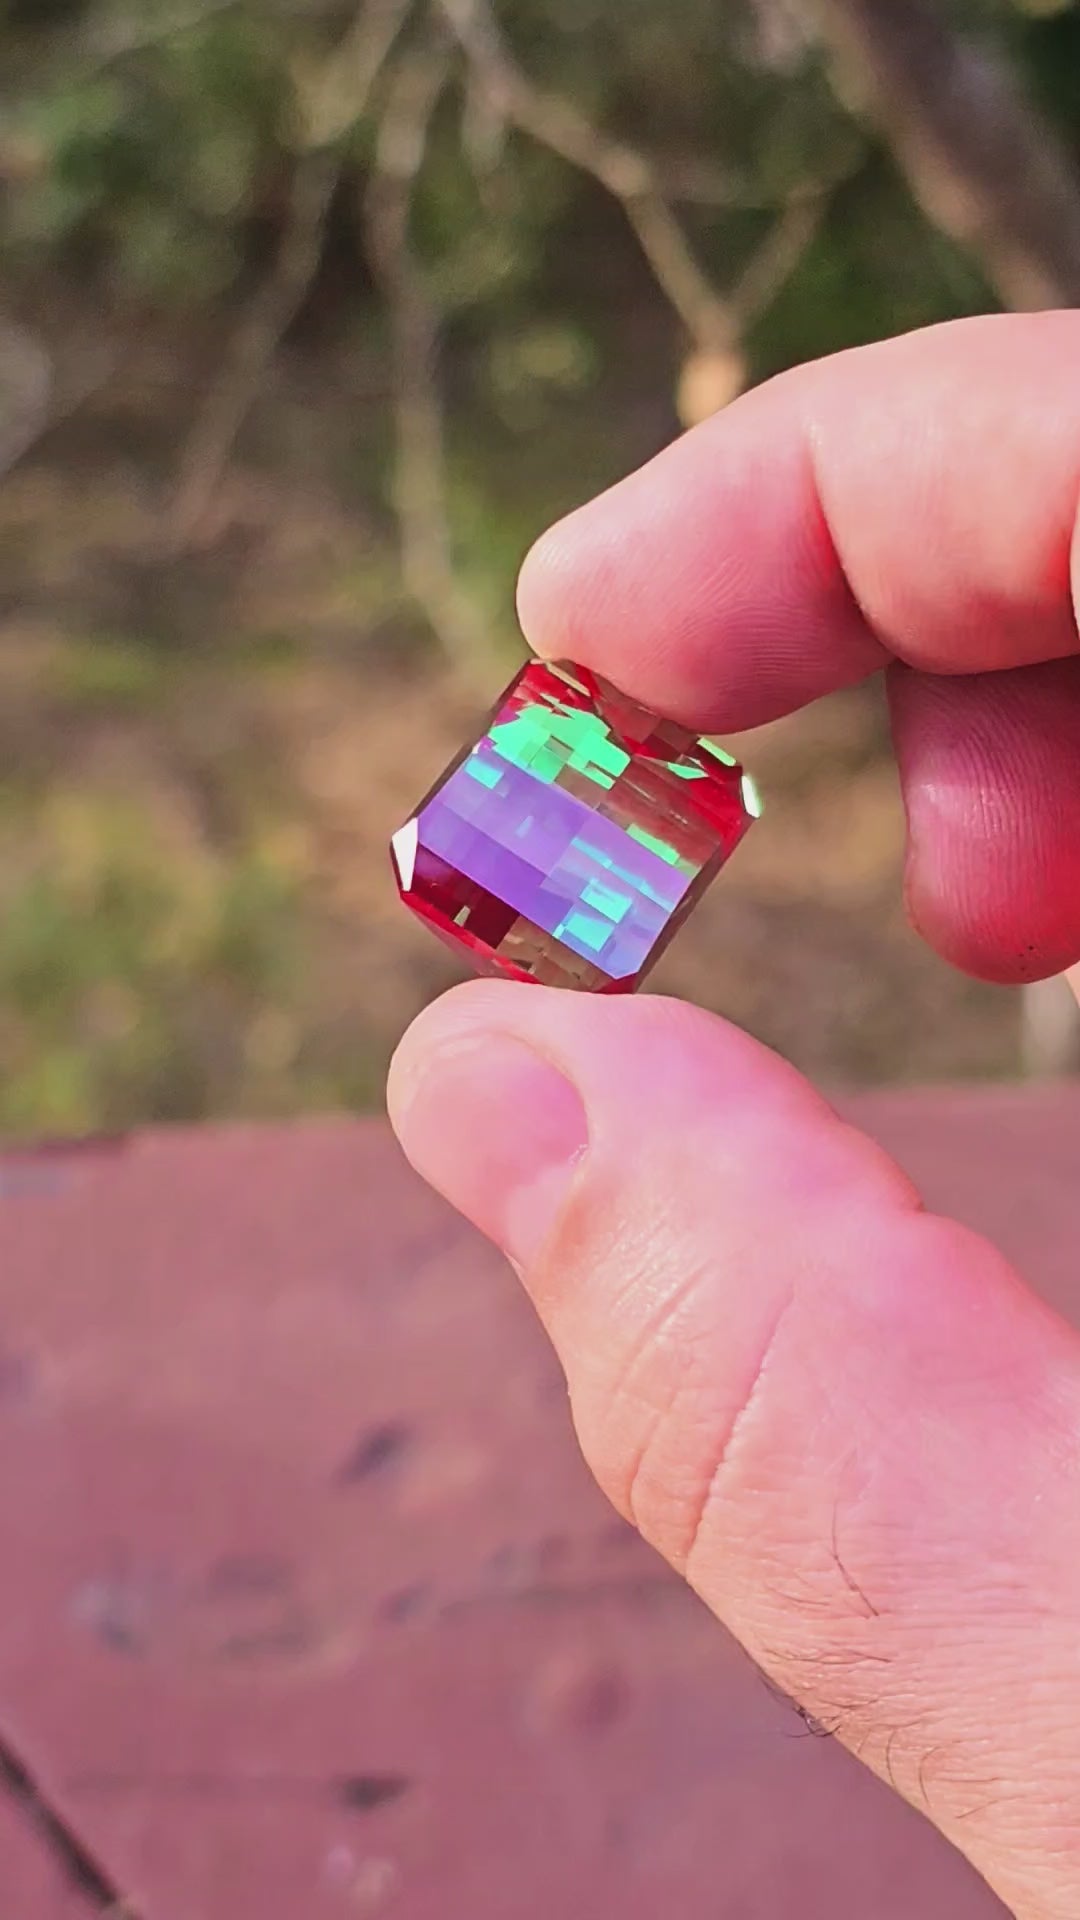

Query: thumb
1070;966;1080;1009
390;982;1080;1920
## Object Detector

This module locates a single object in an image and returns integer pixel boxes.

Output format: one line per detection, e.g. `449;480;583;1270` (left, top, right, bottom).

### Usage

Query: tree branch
729;193;827;328
620;197;739;353
812;0;1080;309
436;0;740;351
650;147;860;212
0;321;53;476
168;151;341;549
365;29;489;673
438;0;835;353
168;0;414;550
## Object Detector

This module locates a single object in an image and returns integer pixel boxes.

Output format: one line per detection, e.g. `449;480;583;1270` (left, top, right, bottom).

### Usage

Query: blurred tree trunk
813;0;1080;308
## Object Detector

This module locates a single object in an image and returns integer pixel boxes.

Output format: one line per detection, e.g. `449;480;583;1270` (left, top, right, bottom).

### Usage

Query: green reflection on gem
574;839;681;910
627;823;680;866
666;763;708;780
491;703;629;790
701;739;737;767
582;877;632;924
555;908;611;954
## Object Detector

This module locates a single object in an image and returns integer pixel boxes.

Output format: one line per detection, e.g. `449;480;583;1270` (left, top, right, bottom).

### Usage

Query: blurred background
1;0;1079;1140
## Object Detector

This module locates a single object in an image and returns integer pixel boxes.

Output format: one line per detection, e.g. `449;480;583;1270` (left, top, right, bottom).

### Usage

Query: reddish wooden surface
0;1791;97;1919
0;1090;1076;1918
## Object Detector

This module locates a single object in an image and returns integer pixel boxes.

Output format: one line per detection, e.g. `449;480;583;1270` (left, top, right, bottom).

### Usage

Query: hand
389;313;1080;1920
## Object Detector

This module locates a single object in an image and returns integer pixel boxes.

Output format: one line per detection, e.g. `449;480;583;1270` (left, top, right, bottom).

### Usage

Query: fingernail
388;1032;587;1269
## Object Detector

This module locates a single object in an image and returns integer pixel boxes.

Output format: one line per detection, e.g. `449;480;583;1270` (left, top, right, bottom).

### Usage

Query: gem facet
391;659;758;992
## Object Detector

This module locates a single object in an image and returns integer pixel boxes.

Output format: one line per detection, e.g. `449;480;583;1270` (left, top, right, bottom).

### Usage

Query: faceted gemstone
391;658;760;993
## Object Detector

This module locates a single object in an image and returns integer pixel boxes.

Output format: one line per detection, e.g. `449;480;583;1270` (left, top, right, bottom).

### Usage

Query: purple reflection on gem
415;752;692;977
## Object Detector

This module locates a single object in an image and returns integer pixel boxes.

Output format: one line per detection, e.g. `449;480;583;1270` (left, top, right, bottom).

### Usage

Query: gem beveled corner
391;657;759;992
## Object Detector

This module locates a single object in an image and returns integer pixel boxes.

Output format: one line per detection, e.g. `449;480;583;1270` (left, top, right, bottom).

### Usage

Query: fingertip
519;315;1080;739
890;659;1080;984
387;981;535;1126
515;385;883;730
388;985;916;1292
515;511;583;662
388;983;589;1271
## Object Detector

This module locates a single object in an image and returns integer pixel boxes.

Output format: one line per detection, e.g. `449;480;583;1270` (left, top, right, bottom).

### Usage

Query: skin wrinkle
607;1272;718;1539
622;1361;714;1548
807;331;1080;675
681;1197;923;1597
801;394;892;667
677;1280;802;1582
559;1162;768;1554
575;1115;921;1574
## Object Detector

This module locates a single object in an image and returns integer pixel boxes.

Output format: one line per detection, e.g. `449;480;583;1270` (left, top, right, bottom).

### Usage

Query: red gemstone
391;658;759;992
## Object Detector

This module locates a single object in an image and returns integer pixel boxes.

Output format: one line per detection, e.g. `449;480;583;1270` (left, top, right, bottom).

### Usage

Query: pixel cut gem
391;657;760;993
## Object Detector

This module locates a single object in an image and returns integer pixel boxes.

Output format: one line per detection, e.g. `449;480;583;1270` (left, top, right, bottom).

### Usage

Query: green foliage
0;790;309;1135
4;6;290;300
48;633;171;707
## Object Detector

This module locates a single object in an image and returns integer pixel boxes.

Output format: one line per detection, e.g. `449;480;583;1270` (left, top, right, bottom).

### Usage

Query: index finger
517;312;1080;731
